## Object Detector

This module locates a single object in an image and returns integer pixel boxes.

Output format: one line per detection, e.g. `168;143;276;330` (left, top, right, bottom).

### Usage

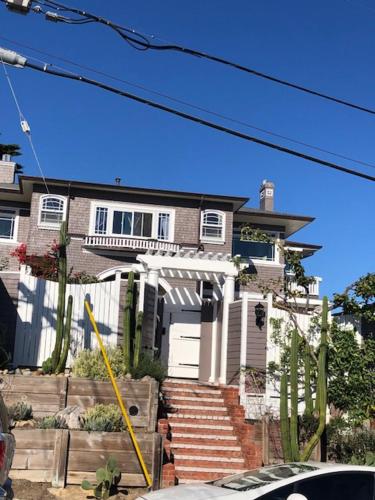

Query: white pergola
134;249;239;384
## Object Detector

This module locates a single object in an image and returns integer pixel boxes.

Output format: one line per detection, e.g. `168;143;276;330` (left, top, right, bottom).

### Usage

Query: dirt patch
7;480;148;500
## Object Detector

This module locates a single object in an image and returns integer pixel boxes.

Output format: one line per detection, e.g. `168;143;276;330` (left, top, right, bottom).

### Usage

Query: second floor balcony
84;235;180;253
287;276;322;297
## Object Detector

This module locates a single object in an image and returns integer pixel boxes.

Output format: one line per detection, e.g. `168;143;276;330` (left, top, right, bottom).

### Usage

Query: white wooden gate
14;268;121;367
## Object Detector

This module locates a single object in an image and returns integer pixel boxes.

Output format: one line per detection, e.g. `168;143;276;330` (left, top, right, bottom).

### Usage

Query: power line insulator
5;0;32;14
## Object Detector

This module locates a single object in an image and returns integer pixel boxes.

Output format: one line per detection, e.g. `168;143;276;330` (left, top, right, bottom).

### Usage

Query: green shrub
327;419;375;464
130;353;167;383
72;348;128;381
38;416;68;429
8;402;33;421
80;404;124;432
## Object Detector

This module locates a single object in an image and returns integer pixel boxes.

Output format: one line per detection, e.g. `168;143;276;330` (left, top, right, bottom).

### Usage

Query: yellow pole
84;300;153;488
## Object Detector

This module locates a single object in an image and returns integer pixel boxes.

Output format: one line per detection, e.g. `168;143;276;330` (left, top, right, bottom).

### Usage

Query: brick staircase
158;379;262;486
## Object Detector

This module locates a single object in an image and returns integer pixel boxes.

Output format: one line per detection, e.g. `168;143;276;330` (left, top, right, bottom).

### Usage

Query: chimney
259;179;275;211
0;154;17;184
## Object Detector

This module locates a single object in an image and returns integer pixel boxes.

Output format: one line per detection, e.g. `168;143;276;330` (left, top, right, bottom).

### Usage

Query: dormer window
39;195;66;229
201;210;225;243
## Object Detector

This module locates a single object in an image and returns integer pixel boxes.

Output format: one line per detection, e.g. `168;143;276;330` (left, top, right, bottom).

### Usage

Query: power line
0;55;50;193
24;0;375;117
1;35;375;171
4;53;369;182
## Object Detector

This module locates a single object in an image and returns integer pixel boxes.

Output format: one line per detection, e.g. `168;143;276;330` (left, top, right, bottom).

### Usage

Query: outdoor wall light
254;302;266;329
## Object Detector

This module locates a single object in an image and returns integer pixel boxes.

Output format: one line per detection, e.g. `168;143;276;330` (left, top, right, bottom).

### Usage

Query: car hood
138;483;239;500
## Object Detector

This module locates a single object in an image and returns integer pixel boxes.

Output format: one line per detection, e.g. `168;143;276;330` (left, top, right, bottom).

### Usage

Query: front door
168;310;201;378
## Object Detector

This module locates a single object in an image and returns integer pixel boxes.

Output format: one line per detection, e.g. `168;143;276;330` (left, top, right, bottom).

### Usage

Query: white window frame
200;209;225;244
0;207;19;244
38;195;67;230
89;201;175;242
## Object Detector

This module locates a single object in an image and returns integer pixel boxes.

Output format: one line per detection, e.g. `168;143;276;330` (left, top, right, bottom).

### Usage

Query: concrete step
163;387;222;396
175;466;247;482
175;457;245;469
169;422;234;435
167;413;231;421
171;443;241;452
167;406;228;417
173;449;243;458
165;395;225;405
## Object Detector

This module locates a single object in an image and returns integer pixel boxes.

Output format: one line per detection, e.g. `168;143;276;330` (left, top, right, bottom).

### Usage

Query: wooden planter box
11;428;162;489
0;375;159;430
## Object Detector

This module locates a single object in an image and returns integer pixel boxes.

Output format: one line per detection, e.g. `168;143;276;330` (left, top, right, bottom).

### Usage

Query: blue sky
0;0;374;298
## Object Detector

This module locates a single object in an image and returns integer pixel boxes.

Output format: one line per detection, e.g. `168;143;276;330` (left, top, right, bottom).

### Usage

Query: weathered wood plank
52;429;69;488
69;431;153;453
67;471;147;487
152;433;162;490
13;449;54;470
67;378;150;397
10;469;54;483
68;451;152;472
13;429;57;449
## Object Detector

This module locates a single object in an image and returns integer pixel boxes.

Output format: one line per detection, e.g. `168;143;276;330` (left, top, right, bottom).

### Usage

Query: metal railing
84;235;180;253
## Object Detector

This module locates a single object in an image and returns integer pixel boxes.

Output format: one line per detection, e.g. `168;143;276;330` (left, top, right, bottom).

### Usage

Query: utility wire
1;35;375;171
18;58;374;182
27;0;375;117
0;56;50;193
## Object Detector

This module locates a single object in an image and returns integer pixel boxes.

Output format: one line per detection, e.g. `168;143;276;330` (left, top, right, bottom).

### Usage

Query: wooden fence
13;267;121;367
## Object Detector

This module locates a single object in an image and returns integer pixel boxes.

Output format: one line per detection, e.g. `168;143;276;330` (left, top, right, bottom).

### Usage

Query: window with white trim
201;210;225;242
39;195;66;228
0;208;18;242
91;204;174;241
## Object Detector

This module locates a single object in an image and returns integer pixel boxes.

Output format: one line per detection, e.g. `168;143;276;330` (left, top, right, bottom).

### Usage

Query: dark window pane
134;212;152;237
113;211;132;235
143;213;152;237
296;472;374;500
0;216;14;239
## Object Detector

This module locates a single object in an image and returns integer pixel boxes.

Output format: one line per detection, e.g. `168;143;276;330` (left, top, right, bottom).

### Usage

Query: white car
138;462;375;500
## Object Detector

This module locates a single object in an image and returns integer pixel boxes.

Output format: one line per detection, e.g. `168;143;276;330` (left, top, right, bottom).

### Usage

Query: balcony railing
287;276;321;297
84;235;180;253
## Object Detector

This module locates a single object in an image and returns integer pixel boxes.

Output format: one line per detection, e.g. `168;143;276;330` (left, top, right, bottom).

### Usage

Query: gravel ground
6;479;148;500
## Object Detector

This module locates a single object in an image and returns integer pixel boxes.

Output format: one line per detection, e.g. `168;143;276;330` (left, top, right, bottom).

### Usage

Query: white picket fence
13;268;121;367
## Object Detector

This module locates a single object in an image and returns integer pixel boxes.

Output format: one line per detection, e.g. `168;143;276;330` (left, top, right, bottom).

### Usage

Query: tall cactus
279;296;329;462
56;294;73;373
290;328;300;461
280;370;292;462
304;341;313;417
301;296;328;461
43;221;73;374
51;221;69;371
123;271;135;367
133;311;143;369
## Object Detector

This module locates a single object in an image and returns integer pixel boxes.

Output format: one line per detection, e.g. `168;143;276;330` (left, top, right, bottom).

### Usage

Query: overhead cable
25;0;375;117
2;50;370;182
1;35;375;170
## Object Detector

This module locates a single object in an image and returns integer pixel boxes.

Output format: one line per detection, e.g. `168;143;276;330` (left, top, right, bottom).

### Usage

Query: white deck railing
84;235;180;253
288;276;321;296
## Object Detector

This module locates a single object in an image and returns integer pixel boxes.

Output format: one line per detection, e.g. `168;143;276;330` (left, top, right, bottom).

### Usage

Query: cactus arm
304;341;313;417
56;294;73;373
123;271;135;367
280;370;292;462
301;296;328;461
51;221;68;372
133;311;143;369
290;328;300;461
